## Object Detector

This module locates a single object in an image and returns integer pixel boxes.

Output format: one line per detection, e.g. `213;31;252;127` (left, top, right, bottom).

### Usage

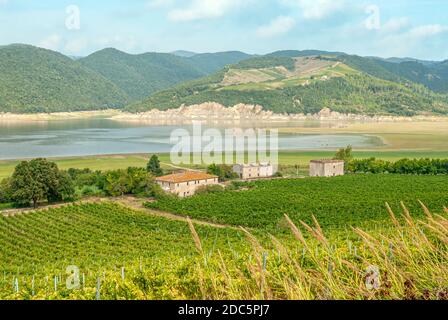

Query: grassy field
2;150;448;180
0;154;170;180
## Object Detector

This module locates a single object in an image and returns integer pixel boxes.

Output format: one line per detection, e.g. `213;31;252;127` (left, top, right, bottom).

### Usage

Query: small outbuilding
309;160;345;177
233;162;277;180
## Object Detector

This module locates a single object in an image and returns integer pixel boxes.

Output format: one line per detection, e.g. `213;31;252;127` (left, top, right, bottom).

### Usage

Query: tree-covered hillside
185;51;253;74
79;48;206;101
0;44;128;113
127;55;448;116
1;45;448;116
338;55;448;93
79;49;252;101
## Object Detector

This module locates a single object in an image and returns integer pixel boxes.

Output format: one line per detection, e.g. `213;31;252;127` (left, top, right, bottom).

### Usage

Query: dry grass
189;202;448;300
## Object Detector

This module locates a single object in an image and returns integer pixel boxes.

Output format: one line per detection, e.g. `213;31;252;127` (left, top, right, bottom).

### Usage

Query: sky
0;0;447;60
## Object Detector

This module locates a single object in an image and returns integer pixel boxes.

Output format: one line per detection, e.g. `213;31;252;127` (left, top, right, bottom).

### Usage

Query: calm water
0;119;383;160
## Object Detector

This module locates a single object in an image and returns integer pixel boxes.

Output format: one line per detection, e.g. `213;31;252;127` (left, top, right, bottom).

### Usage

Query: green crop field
0;202;245;271
0;202;244;281
147;175;448;232
0;176;447;299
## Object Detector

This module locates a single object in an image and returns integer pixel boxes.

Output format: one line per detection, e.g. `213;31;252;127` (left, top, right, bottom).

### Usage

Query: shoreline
0;110;122;122
1;105;448;123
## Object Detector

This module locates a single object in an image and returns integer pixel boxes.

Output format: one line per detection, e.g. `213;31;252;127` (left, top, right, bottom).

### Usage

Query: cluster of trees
0;155;166;208
334;146;448;175
347;158;448;175
0;159;75;208
67;155;166;197
207;164;239;182
68;167;160;198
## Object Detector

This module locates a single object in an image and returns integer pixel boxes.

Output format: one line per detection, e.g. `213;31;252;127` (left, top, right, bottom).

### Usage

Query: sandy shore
0;110;122;121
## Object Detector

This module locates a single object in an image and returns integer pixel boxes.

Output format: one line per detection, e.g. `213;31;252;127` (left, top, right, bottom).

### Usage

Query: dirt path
160;162;203;172
1;196;238;230
112;196;238;230
0;198;106;217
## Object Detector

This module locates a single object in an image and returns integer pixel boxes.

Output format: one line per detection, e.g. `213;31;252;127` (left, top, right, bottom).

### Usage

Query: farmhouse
309;160;345;177
155;171;219;197
233;162;277;180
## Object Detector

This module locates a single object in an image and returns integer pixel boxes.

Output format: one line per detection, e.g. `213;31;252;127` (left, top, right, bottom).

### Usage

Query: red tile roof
156;172;218;183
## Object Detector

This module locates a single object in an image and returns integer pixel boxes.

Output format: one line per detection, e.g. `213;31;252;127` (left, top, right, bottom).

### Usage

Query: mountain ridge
1;43;448;115
127;54;448;116
0;44;128;113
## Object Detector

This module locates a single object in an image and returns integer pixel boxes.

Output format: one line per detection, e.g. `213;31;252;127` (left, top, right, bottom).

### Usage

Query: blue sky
0;0;447;60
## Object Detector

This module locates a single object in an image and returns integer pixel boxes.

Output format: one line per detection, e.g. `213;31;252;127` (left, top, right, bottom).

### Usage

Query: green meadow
2;150;448;180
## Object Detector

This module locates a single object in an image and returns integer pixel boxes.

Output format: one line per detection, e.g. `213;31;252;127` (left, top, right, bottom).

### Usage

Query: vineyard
0;202;247;299
0;175;447;299
0;201;446;299
147;175;448;232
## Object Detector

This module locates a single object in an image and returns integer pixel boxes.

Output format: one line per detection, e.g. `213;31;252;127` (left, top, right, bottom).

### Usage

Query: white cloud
280;0;345;20
168;0;250;22
257;16;295;37
408;24;448;38
377;24;448;57
38;35;61;51
380;17;409;33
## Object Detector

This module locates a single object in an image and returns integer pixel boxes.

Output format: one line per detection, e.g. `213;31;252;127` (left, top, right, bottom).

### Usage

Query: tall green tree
333;145;354;163
10;160;46;208
147;155;164;176
9;158;75;208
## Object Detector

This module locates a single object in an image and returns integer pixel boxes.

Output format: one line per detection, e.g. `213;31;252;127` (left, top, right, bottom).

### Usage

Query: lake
0;119;383;160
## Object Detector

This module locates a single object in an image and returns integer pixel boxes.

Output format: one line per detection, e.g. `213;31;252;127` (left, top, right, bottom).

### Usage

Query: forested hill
185;51;253;74
79;49;252;101
0;45;252;113
1;44;448;116
79;48;205;101
0;44;128;113
127;54;448;116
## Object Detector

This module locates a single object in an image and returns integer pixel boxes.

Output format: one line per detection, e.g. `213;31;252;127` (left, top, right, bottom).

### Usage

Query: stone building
233;162;277;180
156;171;219;197
309;160;345;177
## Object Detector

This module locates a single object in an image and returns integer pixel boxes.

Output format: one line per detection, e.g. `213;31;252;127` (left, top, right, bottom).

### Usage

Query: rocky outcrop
111;103;438;122
1;104;444;123
112;102;277;121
